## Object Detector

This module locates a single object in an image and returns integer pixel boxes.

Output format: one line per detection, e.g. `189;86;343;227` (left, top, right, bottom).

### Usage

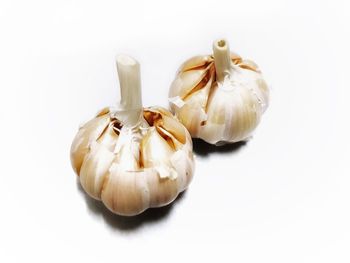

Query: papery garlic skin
169;39;269;145
71;55;194;216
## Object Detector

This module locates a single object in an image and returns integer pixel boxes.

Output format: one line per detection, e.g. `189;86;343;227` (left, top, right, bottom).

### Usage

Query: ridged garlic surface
71;55;194;216
169;39;269;145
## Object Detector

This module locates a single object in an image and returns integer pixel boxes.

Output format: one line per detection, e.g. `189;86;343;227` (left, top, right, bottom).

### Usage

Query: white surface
0;0;349;262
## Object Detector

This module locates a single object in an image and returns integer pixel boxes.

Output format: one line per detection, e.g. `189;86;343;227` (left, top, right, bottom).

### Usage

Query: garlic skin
169;39;269;145
71;55;194;216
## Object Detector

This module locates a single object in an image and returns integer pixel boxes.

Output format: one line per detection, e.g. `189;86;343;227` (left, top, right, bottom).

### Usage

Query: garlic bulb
71;55;194;216
169;39;269;145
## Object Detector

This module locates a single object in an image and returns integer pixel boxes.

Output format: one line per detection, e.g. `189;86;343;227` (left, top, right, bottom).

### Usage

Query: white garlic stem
212;39;232;82
116;55;143;127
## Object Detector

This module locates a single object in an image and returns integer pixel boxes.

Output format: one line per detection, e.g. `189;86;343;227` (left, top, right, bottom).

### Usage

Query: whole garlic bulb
71;55;194;216
169;39;269;145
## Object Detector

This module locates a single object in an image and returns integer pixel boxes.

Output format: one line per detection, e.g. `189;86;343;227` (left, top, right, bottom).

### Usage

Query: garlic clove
101;165;150;216
141;127;174;169
78;123;119;199
71;55;195;216
143;107;187;146
70;113;110;174
176;103;207;137
179;55;212;72
168;39;269;144
169;68;208;99
160;115;186;144
79;141;115;199
144;168;179;207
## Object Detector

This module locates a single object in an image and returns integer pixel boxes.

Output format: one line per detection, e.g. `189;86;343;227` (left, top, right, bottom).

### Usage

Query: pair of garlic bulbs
70;39;269;216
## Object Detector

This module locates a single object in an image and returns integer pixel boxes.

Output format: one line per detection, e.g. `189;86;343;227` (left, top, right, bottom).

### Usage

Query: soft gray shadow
76;179;185;231
192;138;247;156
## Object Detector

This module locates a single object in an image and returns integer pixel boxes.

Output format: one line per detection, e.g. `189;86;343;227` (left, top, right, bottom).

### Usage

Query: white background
0;0;349;262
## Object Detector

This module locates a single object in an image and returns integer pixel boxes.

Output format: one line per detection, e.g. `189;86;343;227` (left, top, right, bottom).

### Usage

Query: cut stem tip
212;39;232;82
116;54;143;126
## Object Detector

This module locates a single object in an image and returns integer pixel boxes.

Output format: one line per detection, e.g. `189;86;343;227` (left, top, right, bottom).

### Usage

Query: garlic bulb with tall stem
71;55;194;216
169;39;269;145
